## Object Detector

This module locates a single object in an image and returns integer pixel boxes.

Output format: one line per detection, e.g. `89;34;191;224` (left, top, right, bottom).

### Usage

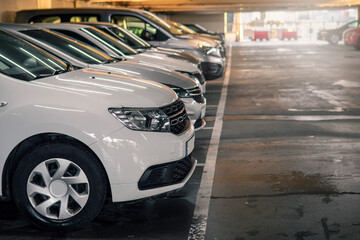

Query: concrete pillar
357;6;360;21
235;12;242;41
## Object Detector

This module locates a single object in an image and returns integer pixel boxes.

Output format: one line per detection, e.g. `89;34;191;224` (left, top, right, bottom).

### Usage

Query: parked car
252;31;269;41
15;8;226;80
0;23;206;130
80;22;202;67
281;31;297;40
183;23;225;40
165;20;226;56
32;23;206;93
343;27;360;49
0;29;196;229
167;20;225;47
317;20;360;44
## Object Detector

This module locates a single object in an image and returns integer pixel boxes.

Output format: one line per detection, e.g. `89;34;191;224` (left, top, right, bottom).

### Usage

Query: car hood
167;35;219;49
153;47;200;64
88;60;198;90
33;68;177;108
128;53;199;73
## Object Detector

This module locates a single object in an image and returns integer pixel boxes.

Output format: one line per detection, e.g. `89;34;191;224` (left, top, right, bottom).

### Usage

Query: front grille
138;155;195;190
187;87;205;104
160;99;190;135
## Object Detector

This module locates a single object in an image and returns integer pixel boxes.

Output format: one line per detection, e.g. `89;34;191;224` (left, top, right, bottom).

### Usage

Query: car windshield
178;23;197;34
20;29;114;65
81;27;138;56
0;30;69;81
167;20;196;35
107;26;151;49
141;11;184;36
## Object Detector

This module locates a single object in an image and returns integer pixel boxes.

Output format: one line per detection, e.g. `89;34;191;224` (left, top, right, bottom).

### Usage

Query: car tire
329;34;339;45
12;141;107;230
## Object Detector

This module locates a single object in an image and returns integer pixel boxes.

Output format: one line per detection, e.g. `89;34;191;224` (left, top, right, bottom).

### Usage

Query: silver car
0;24;206;130
15;8;226;80
32;23;206;93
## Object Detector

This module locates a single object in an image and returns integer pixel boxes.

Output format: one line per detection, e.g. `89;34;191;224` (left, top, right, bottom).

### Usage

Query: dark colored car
317;20;360;44
183;23;224;40
15;8;226;80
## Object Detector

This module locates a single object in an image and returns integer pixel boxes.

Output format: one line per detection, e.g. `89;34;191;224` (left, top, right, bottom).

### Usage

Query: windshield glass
81;27;137;56
141;11;184;36
177;23;197;34
166;20;196;34
108;26;151;49
20;29;113;64
0;30;68;81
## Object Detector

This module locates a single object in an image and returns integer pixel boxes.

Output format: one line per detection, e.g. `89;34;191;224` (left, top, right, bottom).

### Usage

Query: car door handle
0;102;8;107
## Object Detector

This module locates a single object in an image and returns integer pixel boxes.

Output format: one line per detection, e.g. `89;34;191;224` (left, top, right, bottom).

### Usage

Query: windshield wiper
33;62;73;80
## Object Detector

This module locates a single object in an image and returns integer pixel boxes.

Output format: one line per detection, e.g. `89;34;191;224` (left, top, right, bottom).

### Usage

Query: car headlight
199;44;221;57
109;108;170;132
176;71;201;86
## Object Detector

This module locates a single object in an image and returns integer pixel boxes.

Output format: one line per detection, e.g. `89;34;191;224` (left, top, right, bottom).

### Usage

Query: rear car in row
15;8;226;80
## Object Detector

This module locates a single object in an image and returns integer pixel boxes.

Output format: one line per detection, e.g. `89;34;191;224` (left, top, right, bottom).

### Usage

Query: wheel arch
2;132;112;201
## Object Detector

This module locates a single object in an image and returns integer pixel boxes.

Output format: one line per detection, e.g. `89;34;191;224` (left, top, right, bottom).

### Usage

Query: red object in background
252;31;269;41
281;31;298;40
343;27;360;49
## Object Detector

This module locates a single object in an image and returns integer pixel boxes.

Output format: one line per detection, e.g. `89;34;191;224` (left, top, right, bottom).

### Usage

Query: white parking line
188;45;232;240
306;85;354;107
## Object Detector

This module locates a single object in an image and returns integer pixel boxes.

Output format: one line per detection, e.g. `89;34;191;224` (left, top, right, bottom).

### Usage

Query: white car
0;29;196;229
0;24;206;130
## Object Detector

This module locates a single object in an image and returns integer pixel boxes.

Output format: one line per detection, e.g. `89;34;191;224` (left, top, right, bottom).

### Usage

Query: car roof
16;8;145;15
0;23;40;31
32;23;91;30
75;22;119;28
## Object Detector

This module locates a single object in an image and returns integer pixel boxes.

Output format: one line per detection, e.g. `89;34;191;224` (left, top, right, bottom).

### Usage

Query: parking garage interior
1;0;360;239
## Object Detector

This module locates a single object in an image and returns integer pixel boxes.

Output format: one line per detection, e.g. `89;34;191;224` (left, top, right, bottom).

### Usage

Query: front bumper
89;123;196;202
182;49;226;80
201;62;225;80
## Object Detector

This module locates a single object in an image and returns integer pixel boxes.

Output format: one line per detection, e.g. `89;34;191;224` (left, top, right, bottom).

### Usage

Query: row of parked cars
0;8;226;229
318;20;360;49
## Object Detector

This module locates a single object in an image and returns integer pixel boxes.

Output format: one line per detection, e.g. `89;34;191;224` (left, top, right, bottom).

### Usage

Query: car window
30;15;61;24
70;15;99;23
0;30;68;81
50;29;104;51
107;26;150;49
111;15;160;41
81;27;137;56
19;29;113;65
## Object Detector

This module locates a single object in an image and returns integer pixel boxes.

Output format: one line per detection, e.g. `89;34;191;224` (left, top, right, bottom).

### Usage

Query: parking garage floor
1;41;360;239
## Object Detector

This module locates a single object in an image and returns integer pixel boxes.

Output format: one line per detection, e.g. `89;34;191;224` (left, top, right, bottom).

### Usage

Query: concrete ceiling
87;0;360;12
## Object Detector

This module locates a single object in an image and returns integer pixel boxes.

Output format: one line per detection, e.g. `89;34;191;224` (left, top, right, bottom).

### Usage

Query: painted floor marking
306;85;354;107
188;46;232;240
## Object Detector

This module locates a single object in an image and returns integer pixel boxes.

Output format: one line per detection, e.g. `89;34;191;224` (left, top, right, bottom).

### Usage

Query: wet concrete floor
1;42;360;239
